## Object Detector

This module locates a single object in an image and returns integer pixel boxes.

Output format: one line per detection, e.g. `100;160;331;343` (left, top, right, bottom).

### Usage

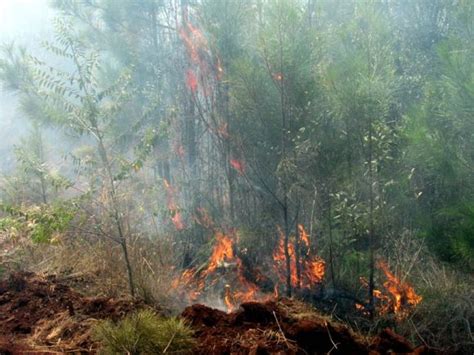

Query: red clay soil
182;299;436;355
0;271;436;355
0;271;143;354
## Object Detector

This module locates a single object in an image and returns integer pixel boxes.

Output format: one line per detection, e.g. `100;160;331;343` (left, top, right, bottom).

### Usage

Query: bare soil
0;271;436;354
182;299;436;354
0;271;143;354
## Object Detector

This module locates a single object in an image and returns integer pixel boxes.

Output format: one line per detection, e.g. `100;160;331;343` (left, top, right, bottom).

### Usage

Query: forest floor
0;271;435;354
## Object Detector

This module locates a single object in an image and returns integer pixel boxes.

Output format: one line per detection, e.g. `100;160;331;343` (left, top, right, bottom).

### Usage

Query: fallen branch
272;311;291;350
324;320;339;354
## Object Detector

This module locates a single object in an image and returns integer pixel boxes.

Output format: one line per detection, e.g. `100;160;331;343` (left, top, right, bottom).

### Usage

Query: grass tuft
93;309;195;354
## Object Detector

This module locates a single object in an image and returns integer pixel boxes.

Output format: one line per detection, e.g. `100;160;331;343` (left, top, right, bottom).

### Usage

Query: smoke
0;0;55;173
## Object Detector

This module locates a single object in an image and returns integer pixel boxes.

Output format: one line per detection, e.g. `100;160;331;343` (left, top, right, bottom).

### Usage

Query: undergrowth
93;309;195;354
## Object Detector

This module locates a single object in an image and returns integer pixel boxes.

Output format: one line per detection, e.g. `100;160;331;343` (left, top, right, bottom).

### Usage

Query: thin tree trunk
295;212;301;290
283;201;292;297
367;37;375;319
97;135;136;297
327;189;336;287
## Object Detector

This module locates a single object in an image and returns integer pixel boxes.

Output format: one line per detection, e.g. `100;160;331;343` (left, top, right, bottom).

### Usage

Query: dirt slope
182;299;434;355
0;271;142;353
0;271;434;354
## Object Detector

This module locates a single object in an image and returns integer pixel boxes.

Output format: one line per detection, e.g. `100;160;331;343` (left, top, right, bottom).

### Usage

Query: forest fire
357;260;422;318
179;20;221;96
273;225;325;291
377;260;422;317
172;231;269;312
202;232;236;276
172;222;421;318
179;22;208;65
172;223;326;312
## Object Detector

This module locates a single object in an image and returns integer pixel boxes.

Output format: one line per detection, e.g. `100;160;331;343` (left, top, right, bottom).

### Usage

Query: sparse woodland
0;0;473;354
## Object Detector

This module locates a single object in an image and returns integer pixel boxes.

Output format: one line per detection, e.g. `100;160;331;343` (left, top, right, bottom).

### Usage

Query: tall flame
273;225;325;291
204;232;235;276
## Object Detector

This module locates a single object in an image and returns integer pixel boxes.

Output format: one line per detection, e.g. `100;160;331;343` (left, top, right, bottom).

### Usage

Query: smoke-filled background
0;0;54;171
0;1;472;353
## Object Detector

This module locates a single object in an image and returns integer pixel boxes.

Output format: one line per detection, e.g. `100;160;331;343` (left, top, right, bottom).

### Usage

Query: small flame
357;261;422;319
179;21;219;96
179;23;208;64
298;224;310;255
186;69;198;93
230;159;245;175
377;260;422;317
172;211;185;231
273;228;298;287
164;179;186;231
171;268;204;303
216;56;224;80
224;284;235;313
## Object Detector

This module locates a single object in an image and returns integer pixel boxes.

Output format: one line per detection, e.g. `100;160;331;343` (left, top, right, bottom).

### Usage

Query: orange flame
172;230;272;313
204;232;235;276
377;260;422;317
298;224;310;255
224;284;235;312
179;21;218;96
171;268;204;303
273;225;325;291
273;228;298;287
179;23;208;64
357;261;422;318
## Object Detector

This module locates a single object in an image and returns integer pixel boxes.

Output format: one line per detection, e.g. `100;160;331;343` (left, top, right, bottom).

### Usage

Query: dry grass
4;230;181;313
380;232;474;353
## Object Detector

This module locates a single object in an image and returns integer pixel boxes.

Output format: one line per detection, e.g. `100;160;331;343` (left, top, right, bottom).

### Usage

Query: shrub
0;202;76;243
93;310;195;354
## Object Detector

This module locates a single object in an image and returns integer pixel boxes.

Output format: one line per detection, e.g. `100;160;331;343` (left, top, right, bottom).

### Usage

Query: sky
0;0;55;171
